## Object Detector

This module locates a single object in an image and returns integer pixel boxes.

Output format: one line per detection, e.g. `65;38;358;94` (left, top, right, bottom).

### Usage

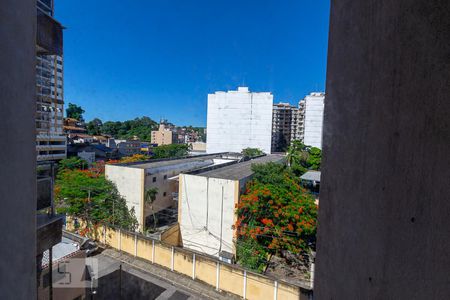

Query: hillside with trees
67;103;205;142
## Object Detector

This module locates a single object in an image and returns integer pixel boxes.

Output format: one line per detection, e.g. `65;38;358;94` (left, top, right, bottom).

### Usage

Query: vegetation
101;117;158;141
68;103;206;142
286;141;322;176
235;162;318;273
58;157;88;171
119;154;151;163
86;118;103;136
242;148;265;158
55;168;138;231
144;188;159;230
152;144;190;159
66;103;85;121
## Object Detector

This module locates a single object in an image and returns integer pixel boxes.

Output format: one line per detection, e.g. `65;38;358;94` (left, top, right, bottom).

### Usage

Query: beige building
178;155;284;259
151;124;178;145
105;154;238;231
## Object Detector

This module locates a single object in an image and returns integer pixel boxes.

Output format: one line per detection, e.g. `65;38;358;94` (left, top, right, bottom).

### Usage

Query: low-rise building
67;143;119;161
151;123;179;146
105;154;239;231
178;155;284;259
115;139;142;156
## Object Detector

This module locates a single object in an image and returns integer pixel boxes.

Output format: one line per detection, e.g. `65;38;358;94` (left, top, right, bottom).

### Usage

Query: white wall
207;87;273;154
105;165;144;230
179;174;237;257
303;92;325;149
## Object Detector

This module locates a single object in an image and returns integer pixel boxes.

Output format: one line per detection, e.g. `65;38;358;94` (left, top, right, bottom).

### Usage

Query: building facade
36;0;66;161
178;155;284;259
105;155;237;231
115;139;142;156
151;123;179;146
207;87;273;154
303;92;325;149
271;102;300;152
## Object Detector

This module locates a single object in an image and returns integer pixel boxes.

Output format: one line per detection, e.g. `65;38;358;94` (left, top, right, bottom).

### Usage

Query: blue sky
57;0;330;126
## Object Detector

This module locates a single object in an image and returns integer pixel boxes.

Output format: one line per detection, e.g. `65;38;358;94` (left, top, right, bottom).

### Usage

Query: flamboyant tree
235;163;318;272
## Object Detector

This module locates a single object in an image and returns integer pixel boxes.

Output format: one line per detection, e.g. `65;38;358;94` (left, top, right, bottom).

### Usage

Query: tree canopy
86;118;103;136
235;161;318;273
66;103;85;121
101;117;158;141
152;144;190;159
58;157;88;171
242;148;265;158
286;141;322;176
55;168;138;231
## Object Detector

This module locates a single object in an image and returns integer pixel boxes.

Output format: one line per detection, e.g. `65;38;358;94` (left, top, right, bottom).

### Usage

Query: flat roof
194;155;285;180
300;170;321;182
109;154;226;169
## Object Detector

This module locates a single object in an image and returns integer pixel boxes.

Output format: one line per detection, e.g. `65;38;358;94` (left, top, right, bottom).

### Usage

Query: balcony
37;177;52;210
36;213;63;254
36;10;63;56
36;163;63;254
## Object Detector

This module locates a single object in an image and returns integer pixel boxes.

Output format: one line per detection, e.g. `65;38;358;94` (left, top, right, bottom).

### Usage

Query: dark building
271;103;299;152
315;1;450;298
0;0;38;298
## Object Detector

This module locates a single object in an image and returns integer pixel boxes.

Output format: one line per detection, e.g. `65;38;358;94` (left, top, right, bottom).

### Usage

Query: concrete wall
179;174;237;257
105;165;145;230
68;220;310;300
0;0;37;298
315;1;450;298
303;93;325;149
207;87;273;154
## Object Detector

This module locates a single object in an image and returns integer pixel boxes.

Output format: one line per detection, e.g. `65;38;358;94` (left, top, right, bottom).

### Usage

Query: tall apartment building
295;99;306;141
207;87;273;154
151;123;179;145
271;102;300;152
36;0;66;161
303;92;325;149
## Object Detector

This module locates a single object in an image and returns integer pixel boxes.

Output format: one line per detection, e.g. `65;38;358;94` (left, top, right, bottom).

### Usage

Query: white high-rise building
303;92;325;149
207;87;273;154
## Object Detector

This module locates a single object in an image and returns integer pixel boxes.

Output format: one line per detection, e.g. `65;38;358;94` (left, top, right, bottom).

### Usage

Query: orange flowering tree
235;163;318;271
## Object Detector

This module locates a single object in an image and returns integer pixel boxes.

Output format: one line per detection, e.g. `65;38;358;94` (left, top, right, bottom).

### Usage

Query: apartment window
164;175;167;180
153;177;156;182
163;192;167;197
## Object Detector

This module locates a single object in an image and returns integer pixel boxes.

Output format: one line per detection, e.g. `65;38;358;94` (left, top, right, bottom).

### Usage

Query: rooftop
108;153;234;170
300;170;321;182
195;155;285;180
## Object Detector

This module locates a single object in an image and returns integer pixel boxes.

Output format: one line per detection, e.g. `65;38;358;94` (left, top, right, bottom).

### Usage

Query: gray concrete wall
315;1;450;299
0;0;37;299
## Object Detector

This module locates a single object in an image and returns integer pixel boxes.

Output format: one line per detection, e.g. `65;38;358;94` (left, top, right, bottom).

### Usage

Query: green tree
66;103;85;121
251;162;289;186
286;141;322;176
152;144;190;159
144;187;158;231
307;147;322;170
86;118;103;136
55;169;138;231
100;117;158;141
58;157;88;171
242;148;264;158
